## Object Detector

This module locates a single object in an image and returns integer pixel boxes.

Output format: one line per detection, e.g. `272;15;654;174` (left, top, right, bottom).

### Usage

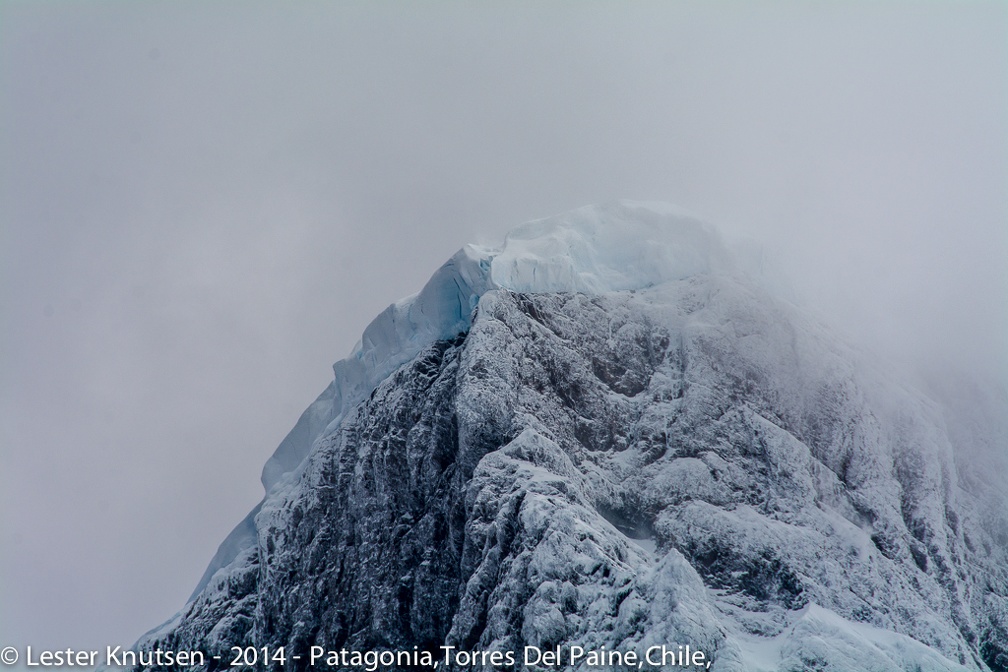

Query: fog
1;1;1005;655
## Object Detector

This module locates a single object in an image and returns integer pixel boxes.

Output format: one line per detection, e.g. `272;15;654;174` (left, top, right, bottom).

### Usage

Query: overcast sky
1;0;1006;657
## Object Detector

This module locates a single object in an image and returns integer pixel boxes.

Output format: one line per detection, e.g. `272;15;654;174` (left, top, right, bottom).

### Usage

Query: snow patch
723;603;972;672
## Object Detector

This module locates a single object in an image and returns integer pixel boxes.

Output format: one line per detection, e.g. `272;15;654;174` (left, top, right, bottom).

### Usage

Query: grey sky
1;1;1006;655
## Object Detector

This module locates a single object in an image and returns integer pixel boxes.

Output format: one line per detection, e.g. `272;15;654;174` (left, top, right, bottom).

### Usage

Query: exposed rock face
137;204;1008;671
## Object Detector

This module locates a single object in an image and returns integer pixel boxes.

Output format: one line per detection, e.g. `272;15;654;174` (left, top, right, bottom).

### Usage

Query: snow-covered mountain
136;202;1008;671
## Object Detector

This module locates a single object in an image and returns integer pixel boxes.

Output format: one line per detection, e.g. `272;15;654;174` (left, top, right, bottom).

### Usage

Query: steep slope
137;203;1008;671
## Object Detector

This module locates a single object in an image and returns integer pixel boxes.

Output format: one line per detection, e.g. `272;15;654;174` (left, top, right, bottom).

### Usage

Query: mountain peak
196;202;742;606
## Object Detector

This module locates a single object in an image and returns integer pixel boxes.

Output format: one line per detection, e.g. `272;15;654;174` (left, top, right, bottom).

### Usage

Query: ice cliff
137;202;1008;671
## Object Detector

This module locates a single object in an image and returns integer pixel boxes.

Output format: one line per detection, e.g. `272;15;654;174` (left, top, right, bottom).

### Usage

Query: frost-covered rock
135;203;1008;671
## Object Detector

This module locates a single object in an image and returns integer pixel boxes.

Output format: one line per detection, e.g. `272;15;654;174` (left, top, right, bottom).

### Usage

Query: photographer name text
0;644;712;669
